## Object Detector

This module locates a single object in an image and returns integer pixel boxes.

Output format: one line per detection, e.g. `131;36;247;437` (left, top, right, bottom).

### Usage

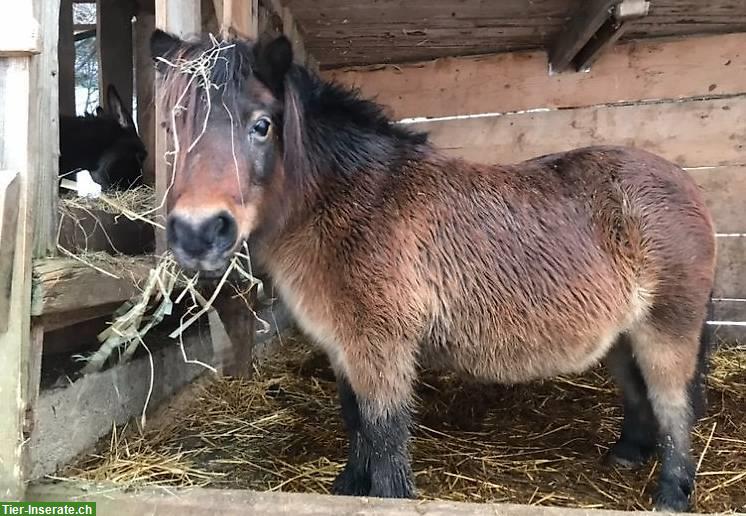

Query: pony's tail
690;289;716;420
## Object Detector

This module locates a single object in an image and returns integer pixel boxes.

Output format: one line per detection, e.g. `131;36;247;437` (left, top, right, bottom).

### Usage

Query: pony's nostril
168;215;201;255
203;212;237;252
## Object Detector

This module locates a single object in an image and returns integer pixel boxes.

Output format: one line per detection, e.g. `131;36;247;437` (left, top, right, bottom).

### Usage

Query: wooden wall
325;32;746;341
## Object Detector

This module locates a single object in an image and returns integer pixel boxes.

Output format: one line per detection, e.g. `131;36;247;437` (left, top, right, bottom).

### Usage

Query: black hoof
368;464;415;499
654;476;693;512
331;463;370;496
603;439;655;469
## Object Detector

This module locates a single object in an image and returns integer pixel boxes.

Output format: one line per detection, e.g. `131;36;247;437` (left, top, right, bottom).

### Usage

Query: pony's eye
252;118;271;139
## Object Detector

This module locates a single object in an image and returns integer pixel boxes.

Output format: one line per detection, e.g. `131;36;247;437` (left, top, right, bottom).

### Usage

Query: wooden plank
714;237;746;300
572;17;629;72
57;204;155;255
97;0;135;112
573;0;650;71
30;257;155;316
408;96;746;169
688;166;746;235
27;333;213;481
549;0;620;72
213;288;256;377
58;0;75;116
0;172;20;334
23;323;44;443
154;0;201;255
27;482;714;516
135;7;156;185
324;32;746;120
39;302;122;333
0;55;29;503
221;0;258;39
0;14;41;56
710;299;746;345
30;0;61;257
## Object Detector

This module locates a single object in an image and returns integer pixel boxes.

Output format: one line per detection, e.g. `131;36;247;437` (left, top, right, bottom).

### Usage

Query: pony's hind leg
331;375;371;496
604;334;658;468
630;324;701;512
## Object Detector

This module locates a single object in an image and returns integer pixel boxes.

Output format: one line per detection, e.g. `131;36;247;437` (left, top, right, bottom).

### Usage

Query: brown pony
150;30;716;511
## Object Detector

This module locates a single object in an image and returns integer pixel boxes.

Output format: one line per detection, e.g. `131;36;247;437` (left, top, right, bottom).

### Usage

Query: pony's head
151;30;296;275
151;29;426;275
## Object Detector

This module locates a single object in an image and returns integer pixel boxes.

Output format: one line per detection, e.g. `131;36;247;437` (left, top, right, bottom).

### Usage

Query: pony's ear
150;29;182;74
106;85;136;130
95;106;104;117
253;35;293;95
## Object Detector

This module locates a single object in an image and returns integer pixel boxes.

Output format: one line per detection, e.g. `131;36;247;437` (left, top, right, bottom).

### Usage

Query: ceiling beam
549;0;622;73
574;0;651;71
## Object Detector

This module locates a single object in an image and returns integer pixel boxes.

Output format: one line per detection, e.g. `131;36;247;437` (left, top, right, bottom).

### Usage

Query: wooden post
0;172;20;334
97;0;135;112
212;288;257;377
548;0;621;73
135;3;156;185
0;0;59;499
154;0;201;254
30;0;61;257
221;0;258;39
58;0;75;116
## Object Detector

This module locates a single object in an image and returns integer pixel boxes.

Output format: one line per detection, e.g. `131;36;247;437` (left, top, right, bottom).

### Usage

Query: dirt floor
65;330;746;513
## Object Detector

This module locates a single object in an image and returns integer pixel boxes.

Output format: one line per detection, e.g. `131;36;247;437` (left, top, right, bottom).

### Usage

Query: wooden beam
221;0;258;39
57;204;155;255
97;0;135;113
0;55;33;501
135;7;156;185
213;288;256;377
30;257;155;316
0;0;59;499
573;0;650;71
30;0;62;257
548;0;621;73
58;0;75;116
27;482;703;516
73;28;96;41
154;0;201;255
0;14;41;57
0;171;20;334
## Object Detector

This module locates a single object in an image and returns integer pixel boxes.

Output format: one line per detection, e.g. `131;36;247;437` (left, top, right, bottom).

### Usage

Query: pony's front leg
358;396;415;498
332;347;416;499
331;375;370;496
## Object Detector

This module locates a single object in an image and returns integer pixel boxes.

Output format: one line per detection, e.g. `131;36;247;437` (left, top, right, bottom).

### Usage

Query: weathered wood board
406;96;746;169
325;33;746;120
30;257;155;316
0;171;20;334
57;205;155;256
687;166;746;235
27;482;716;516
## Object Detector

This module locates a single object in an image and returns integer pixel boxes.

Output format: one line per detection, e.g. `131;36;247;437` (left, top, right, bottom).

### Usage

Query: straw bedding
64;330;746;513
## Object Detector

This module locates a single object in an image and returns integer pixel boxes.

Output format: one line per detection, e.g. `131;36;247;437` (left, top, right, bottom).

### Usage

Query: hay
65;333;746;513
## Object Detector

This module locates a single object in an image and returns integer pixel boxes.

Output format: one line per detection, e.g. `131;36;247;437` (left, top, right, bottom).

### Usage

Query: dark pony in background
59;85;147;191
150;29;716;512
